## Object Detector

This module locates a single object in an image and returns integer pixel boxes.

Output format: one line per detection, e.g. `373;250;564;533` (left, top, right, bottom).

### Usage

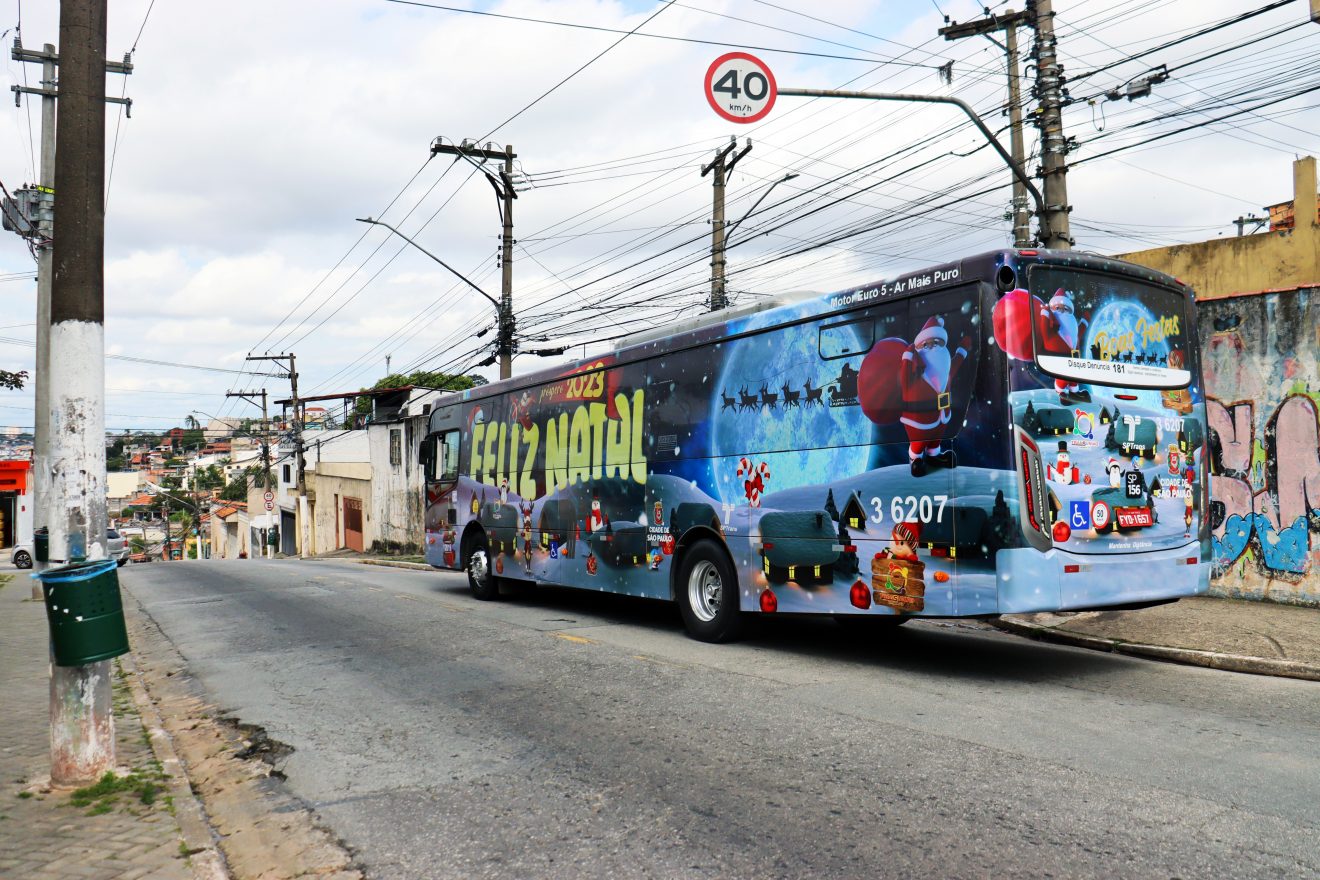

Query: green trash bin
33;526;48;563
35;559;129;667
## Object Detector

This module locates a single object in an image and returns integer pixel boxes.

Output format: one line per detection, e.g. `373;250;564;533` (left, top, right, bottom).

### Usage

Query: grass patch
68;769;165;815
16;791;32;799
0;572;12;590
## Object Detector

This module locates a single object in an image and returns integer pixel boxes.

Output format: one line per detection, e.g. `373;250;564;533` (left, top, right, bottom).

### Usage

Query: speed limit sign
705;52;777;124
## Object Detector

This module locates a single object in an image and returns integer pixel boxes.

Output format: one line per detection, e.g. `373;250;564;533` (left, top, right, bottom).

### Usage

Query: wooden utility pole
702;138;752;312
940;8;1033;247
429;138;518;379
47;0;111;786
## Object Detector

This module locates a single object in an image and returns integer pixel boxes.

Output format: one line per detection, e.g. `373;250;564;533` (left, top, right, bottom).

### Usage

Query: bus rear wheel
466;534;499;601
677;541;742;643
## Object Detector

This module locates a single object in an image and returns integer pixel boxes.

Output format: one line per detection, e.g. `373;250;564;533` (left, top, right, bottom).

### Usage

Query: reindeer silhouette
803;378;824;406
781;382;801;408
1121;350;1135;363
758;383;779;409
738;386;759;411
720;390;737;411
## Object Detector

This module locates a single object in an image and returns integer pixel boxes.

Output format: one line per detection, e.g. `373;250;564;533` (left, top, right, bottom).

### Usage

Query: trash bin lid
32;558;118;584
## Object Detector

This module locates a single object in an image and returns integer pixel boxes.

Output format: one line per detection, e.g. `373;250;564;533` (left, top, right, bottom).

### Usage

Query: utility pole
940;9;1033;247
1031;0;1073;249
245;355;303;556
702;138;752;312
9;37;130;598
46;0;111;787
226;389;272;556
429;138;519;379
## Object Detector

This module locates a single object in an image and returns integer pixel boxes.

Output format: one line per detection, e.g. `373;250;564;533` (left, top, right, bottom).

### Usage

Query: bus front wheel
466;534;499;601
677;541;742;643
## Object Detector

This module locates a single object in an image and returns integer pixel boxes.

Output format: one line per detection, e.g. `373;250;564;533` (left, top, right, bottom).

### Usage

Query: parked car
10;529;130;569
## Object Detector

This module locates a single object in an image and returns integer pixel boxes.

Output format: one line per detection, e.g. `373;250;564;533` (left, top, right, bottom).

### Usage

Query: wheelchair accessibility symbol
1069;500;1091;530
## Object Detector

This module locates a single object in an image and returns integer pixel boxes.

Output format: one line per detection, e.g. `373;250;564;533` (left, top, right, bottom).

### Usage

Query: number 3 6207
869;494;948;525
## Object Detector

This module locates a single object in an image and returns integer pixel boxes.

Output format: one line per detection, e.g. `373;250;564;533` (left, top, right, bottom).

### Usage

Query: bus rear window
1028;267;1191;389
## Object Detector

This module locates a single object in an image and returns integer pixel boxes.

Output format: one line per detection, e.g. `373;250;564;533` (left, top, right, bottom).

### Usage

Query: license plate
1116;508;1153;528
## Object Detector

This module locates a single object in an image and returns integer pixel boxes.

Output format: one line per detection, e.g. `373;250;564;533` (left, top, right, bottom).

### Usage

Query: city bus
420;249;1212;642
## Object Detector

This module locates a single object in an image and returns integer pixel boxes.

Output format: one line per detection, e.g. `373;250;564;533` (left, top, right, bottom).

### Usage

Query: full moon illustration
711;311;873;505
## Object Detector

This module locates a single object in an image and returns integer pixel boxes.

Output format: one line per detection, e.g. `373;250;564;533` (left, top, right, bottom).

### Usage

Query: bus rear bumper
996;544;1211;615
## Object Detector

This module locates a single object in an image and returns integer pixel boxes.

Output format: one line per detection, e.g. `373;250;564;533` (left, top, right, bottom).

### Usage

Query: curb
356;558;436;571
992;618;1320;682
119;649;231;880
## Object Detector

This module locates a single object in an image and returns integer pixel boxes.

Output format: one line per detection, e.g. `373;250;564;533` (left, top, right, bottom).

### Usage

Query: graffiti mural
1202;287;1320;605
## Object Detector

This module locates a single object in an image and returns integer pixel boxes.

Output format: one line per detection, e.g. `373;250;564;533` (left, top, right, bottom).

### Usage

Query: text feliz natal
468;389;648;500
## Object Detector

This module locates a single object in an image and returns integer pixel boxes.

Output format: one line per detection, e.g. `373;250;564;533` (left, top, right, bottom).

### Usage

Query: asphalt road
122;559;1320;879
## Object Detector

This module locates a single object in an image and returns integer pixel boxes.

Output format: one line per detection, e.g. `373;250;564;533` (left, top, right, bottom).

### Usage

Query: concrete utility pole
1031;0;1073;249
702;138;752;312
46;0;111;787
940;9;1033;247
9;38;130;598
246;355;304;555
428;138;519;379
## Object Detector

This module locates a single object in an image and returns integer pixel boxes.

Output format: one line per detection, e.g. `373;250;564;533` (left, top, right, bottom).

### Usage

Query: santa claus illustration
991;286;1091;403
898;316;971;477
1047;441;1081;485
1038;288;1090;401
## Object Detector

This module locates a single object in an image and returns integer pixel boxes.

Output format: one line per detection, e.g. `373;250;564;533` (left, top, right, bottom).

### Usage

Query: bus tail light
759;589;778;613
1064;564;1080;573
1015;426;1053;552
1185;557;1198;566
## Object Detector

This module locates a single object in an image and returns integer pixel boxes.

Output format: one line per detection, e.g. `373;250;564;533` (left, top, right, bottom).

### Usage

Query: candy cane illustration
737;458;771;508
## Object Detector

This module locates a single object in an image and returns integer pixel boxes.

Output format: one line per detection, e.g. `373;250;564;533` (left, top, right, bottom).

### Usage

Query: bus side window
818;317;873;360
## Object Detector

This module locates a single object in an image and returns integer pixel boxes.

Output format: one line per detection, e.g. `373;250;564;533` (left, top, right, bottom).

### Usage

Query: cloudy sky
1;0;1314;432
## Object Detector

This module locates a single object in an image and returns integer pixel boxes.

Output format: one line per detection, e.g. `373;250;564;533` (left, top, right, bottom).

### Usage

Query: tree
353;371;484;417
219;480;248;502
181;428;204;450
184;414;199;430
194;465;225;492
0;370;27;390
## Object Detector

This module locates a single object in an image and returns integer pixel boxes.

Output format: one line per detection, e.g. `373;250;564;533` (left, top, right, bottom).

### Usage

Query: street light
356;217;512;380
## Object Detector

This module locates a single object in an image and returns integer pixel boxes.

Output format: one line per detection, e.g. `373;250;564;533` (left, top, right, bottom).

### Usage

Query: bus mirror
419;439;433;467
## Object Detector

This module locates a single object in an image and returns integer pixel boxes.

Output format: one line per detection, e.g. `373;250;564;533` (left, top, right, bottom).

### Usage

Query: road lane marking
393;593;419;602
552;632;597;645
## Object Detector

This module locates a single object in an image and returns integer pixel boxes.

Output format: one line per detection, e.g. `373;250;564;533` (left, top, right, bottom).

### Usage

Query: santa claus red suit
1038;288;1089;400
899;316;969;477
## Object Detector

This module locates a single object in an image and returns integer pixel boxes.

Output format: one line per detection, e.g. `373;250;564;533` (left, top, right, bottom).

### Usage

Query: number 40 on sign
705;52;778;123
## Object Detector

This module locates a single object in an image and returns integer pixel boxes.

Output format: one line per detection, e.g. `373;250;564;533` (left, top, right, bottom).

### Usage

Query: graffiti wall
1201;286;1320;605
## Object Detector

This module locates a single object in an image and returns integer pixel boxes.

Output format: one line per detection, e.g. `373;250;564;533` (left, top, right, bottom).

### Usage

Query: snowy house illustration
840;491;868;531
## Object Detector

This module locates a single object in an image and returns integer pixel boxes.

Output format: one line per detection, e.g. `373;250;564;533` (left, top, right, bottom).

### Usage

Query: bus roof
430;247;1189;417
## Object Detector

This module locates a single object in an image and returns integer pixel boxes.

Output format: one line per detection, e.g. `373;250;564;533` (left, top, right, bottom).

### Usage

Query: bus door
421;429;462;567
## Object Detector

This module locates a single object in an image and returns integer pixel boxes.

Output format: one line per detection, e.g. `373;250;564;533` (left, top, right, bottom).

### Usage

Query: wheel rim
469;548;489;586
688;560;723;622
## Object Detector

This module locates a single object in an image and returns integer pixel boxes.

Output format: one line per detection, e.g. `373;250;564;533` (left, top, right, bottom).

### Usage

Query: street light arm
726;172;799;247
776;88;1049;245
356;217;502;312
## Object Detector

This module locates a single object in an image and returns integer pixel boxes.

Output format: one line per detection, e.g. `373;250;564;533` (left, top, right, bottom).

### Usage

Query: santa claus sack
857;337;911;425
991;288;1043;362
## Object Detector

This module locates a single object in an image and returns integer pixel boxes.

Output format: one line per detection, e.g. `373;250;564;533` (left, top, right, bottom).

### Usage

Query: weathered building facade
1119;157;1320;605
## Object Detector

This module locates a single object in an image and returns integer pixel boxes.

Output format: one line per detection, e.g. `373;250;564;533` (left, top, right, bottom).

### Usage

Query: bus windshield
1029;267;1191;389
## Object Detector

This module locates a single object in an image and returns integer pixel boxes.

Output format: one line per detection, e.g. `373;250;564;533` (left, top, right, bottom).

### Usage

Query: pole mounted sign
704;52;777;124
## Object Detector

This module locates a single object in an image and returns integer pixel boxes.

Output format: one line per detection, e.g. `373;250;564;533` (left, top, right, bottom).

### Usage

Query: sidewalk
0;570;204;880
996;595;1320;681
